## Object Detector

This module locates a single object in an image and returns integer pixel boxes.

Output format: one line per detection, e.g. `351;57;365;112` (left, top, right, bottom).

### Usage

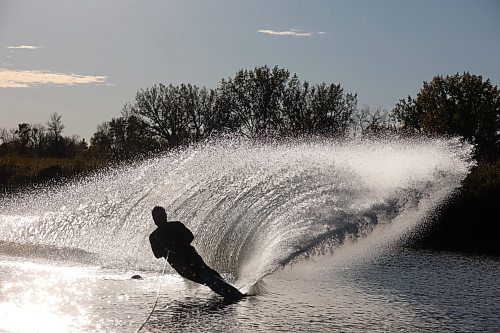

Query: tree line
92;66;500;161
90;66;359;159
2;66;498;161
1;112;89;158
0;112;97;192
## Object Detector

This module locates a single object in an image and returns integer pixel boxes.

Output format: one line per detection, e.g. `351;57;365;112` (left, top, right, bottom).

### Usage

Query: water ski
223;289;247;304
223;292;247;304
206;275;246;303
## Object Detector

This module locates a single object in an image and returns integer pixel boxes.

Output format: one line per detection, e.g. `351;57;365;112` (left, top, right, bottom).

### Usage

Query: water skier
149;206;244;302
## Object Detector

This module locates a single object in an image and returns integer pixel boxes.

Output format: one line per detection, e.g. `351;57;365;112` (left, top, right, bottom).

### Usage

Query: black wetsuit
149;221;243;300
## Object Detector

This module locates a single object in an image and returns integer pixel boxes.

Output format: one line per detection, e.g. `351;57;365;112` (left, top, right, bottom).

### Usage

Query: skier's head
152;206;168;226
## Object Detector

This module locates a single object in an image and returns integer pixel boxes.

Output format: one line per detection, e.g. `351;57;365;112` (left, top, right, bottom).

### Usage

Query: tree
89;112;161;160
15;123;32;153
108;113;160;158
391;96;423;134
352;106;392;137
281;74;357;137
219;66;290;137
282;75;311;135
184;86;217;141
213;78;242;134
45;113;67;157
46;112;65;142
0;128;8;145
392;72;500;159
309;83;357;136
130;84;192;147
90;122;113;159
248;65;289;135
30;124;47;153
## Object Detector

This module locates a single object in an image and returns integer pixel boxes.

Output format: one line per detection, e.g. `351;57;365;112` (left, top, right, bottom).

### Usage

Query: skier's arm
149;233;168;258
179;223;194;243
170;221;194;244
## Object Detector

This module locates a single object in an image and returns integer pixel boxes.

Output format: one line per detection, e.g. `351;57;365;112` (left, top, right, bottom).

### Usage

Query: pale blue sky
1;0;499;140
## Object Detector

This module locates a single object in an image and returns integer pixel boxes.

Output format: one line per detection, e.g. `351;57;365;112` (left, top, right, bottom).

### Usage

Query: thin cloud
258;29;314;37
7;45;45;50
0;69;107;88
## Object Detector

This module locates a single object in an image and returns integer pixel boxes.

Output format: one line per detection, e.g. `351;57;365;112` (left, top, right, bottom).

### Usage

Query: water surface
0;250;498;332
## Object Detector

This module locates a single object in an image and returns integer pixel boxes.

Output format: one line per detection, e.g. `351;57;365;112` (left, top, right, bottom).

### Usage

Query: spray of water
0;137;474;288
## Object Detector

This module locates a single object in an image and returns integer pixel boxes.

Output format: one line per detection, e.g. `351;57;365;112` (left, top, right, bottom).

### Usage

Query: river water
0;249;498;333
1;138;497;332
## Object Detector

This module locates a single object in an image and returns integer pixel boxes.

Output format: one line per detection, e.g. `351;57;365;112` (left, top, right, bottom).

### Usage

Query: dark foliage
391;72;500;160
408;161;500;255
127;66;358;142
392;72;500;255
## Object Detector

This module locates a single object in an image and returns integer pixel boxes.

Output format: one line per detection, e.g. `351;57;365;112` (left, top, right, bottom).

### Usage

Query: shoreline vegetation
1;66;499;255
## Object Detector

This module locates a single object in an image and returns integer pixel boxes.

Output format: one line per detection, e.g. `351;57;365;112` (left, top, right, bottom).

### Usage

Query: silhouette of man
149;206;244;301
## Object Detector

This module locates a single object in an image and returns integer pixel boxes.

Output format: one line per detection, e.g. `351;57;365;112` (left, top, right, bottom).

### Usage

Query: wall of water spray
0;137;474;284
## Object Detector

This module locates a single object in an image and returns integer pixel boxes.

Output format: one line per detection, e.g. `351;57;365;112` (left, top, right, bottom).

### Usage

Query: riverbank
0;155;107;196
408;160;500;256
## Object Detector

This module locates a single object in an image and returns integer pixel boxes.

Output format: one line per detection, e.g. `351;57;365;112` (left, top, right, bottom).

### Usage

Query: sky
1;0;499;140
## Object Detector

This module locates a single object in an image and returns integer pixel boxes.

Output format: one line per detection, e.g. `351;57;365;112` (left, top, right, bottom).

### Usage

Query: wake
0;137;474;288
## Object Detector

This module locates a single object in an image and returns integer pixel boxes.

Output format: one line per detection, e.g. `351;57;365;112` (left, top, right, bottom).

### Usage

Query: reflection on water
0;260;95;332
0;251;499;333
